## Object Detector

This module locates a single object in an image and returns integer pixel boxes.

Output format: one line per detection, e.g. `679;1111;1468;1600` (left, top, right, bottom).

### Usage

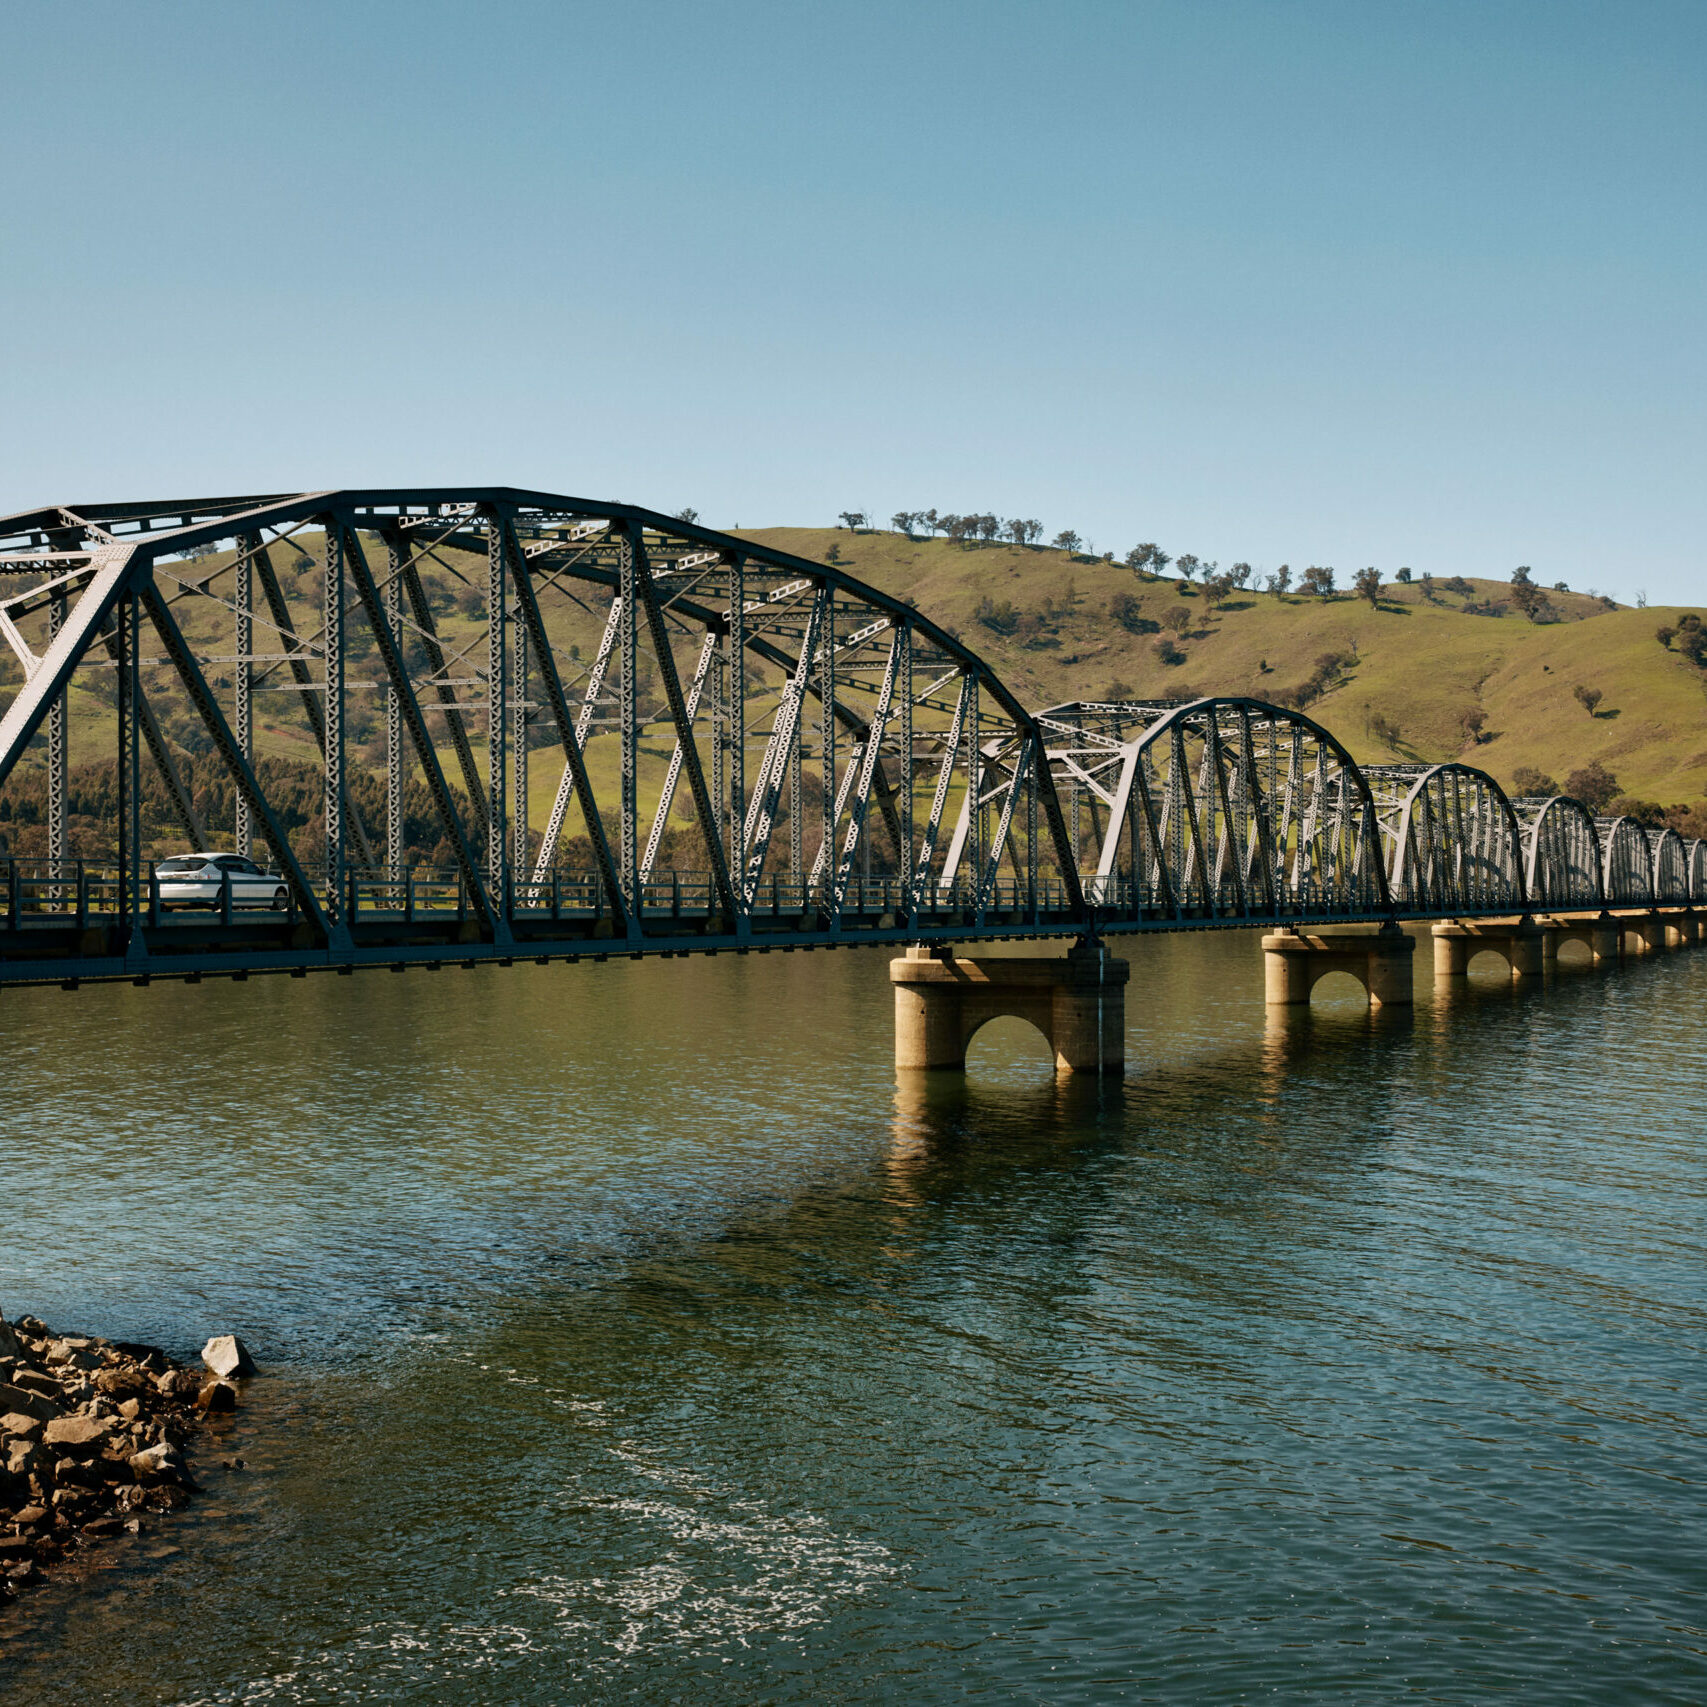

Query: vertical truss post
116;592;143;952
728;557;745;873
1026;748;1038;915
966;676;982;906
820;594;835;899
486;513;508;905
619;523;640;913
233;534;254;857
789;730;803;883
898;626;914;911
323;519;345;927
47;589;66;894
513;606;529;881
384;533;406;879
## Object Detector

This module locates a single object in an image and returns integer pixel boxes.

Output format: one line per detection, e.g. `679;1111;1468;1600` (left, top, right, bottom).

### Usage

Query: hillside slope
742;527;1707;808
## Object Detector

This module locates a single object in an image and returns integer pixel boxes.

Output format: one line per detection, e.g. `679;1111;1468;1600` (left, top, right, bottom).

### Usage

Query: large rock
43;1414;113;1456
0;1315;21;1359
197;1381;237;1414
200;1335;256;1379
0;1411;42;1441
0;1383;57;1423
128;1440;184;1479
4;1437;44;1482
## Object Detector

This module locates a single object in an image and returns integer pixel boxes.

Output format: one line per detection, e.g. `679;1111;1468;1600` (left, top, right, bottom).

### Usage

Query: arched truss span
0;488;1083;950
1690;839;1707;901
1364;763;1524;913
1513;796;1603;911
1035;698;1390;921
1651;826;1689;903
1598;816;1655;908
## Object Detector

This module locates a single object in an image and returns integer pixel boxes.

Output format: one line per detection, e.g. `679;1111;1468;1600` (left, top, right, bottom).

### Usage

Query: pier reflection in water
2;930;1704;1704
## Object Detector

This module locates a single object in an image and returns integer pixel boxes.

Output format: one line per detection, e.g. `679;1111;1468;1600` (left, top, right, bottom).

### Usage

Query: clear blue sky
4;1;1703;602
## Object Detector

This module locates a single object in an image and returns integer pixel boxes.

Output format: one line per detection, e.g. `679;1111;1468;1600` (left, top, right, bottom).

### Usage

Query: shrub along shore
0;1308;254;1606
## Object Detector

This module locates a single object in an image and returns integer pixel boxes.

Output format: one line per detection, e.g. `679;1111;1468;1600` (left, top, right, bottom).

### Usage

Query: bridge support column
1663;911;1693;950
1544;914;1621;966
1622;913;1665;956
1261;926;1414;1009
1432;919;1545;981
890;939;1128;1074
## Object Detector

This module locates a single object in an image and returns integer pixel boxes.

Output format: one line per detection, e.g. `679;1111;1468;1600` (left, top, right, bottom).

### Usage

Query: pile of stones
0;1309;255;1602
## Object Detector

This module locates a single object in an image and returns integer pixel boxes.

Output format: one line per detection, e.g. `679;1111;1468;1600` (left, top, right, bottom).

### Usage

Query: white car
155;853;291;912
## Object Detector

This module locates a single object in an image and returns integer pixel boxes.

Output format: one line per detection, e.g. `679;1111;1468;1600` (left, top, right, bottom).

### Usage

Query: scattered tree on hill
974;596;1020;636
1299;565;1335;599
674;507;700;524
1443;576;1472;597
1229;562;1253;589
1674;613;1707;665
1553;580;1569;592
1656;623;1677;649
1459;705;1488;744
1419;571;1435;599
891;511;915;537
1511;766;1560;797
1175;553;1201;582
1154;636;1185;666
918;509;940;535
1006;518;1029;546
1161;606;1191;636
1108;592;1157;634
1269;564;1292;596
1105;678;1135;700
1573;684;1603;716
1564;760;1620;812
1353;567;1382;606
825;543;841;563
1395;567;1413;583
1606;795;1666;826
1369;711;1401;749
838;510;867;532
1052;529;1082;556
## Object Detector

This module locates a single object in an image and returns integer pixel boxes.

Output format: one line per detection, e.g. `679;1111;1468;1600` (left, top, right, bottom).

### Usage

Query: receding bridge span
0;489;1698;1047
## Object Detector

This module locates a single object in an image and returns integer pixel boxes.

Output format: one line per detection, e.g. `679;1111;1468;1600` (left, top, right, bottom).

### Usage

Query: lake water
2;929;1704;1704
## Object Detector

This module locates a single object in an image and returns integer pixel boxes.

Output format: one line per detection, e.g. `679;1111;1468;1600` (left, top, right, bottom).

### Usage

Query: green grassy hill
742;527;1707;810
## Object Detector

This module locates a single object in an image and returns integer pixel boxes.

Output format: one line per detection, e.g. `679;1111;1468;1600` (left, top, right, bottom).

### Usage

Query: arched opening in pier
964;1014;1056;1078
1465;947;1518;978
1554;936;1594;966
1307;969;1371;1011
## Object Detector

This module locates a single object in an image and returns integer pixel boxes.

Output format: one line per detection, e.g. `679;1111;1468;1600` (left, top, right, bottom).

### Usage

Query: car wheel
271;887;289;911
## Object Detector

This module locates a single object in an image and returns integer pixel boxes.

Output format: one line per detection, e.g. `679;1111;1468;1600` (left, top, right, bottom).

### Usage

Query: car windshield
156;857;213;873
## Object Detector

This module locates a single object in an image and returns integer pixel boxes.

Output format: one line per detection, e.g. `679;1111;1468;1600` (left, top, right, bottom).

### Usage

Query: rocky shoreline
1;1308;253;1604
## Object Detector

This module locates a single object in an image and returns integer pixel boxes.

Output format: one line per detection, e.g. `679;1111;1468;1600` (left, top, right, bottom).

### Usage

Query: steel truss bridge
0;487;1699;991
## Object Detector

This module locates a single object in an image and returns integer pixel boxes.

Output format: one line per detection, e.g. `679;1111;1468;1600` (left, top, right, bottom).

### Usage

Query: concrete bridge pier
890;939;1129;1074
1261;925;1414;1009
1621;912;1667;957
1432;918;1546;981
1663;910;1697;949
1543;914;1622;967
